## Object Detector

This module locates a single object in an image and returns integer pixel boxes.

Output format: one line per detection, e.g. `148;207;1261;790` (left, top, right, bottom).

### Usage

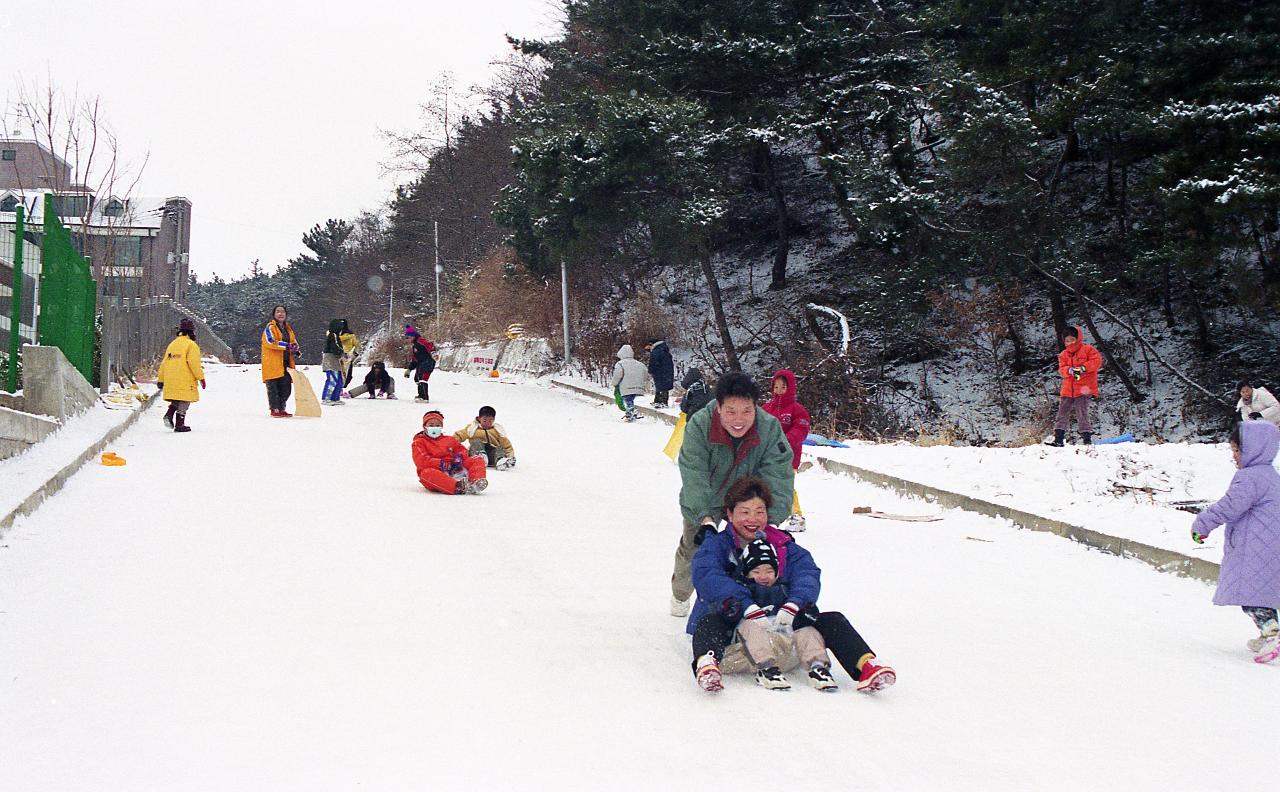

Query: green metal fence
36;194;97;384
1;194;98;391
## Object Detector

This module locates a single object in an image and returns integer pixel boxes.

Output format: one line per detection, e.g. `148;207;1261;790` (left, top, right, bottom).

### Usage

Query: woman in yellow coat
156;318;205;433
261;304;300;417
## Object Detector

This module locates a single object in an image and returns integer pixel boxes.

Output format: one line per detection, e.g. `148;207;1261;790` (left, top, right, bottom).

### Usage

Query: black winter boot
162;403;177;429
1081;432;1093;445
174;412;191;433
1045;429;1065;447
416;381;429;401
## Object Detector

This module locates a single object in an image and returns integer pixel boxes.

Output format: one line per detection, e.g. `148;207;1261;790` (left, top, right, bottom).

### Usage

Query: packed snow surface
1;364;1276;790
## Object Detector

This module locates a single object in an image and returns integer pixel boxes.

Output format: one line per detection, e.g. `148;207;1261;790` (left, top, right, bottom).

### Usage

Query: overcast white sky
0;0;562;280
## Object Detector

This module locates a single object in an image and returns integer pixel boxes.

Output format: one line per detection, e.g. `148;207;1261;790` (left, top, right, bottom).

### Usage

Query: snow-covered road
1;364;1275;790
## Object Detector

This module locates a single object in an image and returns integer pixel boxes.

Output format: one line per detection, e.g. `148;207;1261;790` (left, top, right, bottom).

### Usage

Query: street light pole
433;220;440;330
561;258;570;367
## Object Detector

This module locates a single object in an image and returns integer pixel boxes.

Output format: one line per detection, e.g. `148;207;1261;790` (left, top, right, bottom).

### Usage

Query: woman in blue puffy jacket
687;476;896;695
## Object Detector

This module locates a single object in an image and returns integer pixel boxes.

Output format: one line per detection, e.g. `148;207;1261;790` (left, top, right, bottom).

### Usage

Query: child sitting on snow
412;410;489;495
1191;420;1280;663
349;360;396;399
688;475;895;694
729;536;839;691
452;405;517;469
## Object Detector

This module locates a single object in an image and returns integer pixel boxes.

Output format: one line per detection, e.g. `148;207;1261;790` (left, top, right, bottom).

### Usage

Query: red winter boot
856;661;896;693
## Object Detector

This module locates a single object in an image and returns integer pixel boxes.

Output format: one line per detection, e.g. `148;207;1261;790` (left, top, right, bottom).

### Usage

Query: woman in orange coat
412;410;489;495
1048;326;1102;446
261;304;300;417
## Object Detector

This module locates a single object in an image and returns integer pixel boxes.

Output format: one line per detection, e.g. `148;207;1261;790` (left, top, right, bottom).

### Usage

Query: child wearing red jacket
412;410;489;495
762;369;811;530
1047;326;1103;447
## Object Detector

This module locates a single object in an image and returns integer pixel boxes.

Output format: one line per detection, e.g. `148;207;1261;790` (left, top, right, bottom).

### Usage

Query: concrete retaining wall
438;337;558;377
21;344;98;420
0;405;59;458
549;378;1219;584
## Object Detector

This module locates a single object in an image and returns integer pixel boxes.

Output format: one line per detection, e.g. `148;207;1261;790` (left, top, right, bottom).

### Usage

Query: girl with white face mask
410;410;489;495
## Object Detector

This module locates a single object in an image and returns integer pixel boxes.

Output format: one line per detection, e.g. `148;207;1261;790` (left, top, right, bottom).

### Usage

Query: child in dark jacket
679;368;713;417
404;325;436;402
349;361;396;399
687;476;895;694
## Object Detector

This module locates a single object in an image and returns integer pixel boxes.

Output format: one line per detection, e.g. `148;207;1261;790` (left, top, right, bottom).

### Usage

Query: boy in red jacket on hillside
412;410;489;495
762;369;811;530
1048;326;1103;447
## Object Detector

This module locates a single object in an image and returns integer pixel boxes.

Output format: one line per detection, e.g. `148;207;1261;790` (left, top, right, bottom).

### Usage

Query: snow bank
810;439;1244;563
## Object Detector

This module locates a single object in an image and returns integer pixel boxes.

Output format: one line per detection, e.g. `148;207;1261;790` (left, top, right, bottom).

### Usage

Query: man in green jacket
671;371;796;616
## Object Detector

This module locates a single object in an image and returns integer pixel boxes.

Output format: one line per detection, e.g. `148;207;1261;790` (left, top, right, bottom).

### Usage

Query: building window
52;194;89;218
102;199;125;217
1;149;15;161
112;236;144;268
0;194;17;213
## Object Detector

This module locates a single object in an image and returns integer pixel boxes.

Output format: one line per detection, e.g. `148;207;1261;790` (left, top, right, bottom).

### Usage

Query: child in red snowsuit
762;369;811;530
762;369;811;469
412;410;489;495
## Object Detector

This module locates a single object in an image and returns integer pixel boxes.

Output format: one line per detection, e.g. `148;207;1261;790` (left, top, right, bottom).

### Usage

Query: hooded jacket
680;368;713;417
1058;327;1102;398
323;319;345;356
647;340;674;391
1237;387;1280;427
762;369;811;469
685;524;821;635
157;334;204;402
1193;421;1280;607
611;345;649;396
678;404;795;527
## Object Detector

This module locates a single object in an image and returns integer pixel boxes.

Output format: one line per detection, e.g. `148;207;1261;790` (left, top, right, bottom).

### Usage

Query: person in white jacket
611;344;650;422
1237;381;1280;427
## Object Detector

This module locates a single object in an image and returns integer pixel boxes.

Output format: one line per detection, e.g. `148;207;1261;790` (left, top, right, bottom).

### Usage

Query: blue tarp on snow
1093;433;1135;445
803;432;849;448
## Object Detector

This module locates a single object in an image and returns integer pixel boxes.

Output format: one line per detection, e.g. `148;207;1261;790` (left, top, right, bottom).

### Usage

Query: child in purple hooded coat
1192;420;1280;663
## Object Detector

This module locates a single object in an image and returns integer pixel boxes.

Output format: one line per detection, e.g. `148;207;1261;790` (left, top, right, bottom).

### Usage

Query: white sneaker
807;664;838;691
669;596;691;617
467;478;489;495
755;666;791;690
496;456;517;470
786;514;807;532
1247;634;1276;653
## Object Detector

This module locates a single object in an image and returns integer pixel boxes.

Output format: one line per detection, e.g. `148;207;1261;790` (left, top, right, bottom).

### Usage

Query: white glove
773;602;799;631
742;604;768;622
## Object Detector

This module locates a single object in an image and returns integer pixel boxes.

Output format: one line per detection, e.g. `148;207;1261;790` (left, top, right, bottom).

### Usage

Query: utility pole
561;258;570;367
433;220;441;331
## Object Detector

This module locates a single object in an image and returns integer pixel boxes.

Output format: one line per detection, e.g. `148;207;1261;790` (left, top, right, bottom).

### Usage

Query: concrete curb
550;378;1218;584
550;379;677;425
1;393;161;536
